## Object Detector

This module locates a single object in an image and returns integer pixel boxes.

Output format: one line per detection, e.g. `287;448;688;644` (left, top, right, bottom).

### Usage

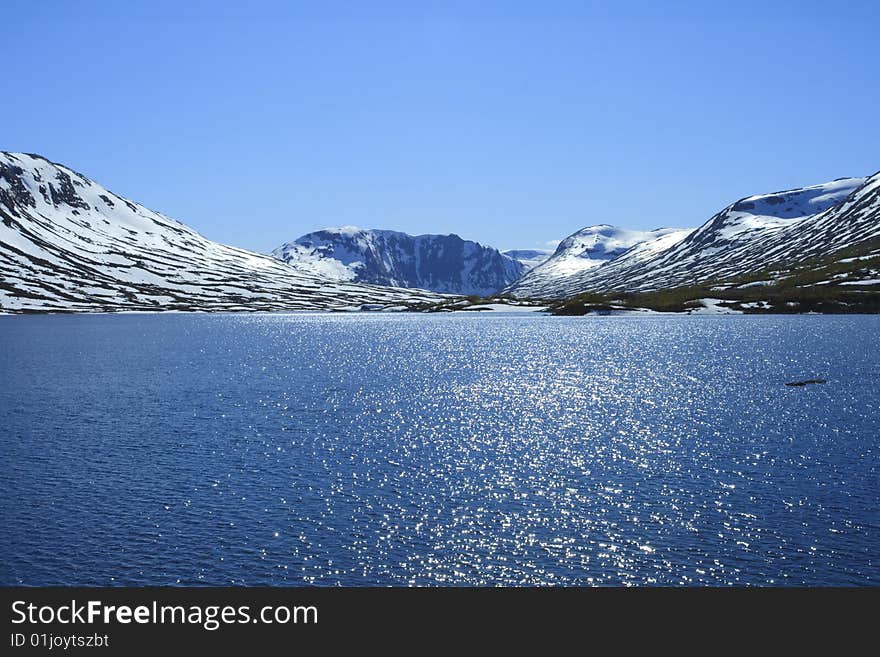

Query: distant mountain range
1;151;877;313
273;227;523;296
501;249;554;271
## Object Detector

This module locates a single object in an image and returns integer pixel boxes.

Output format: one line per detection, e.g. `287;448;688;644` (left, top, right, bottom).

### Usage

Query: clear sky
4;1;879;253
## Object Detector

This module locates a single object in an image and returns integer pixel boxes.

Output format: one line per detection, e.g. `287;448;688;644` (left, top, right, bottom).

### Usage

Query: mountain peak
508;225;691;297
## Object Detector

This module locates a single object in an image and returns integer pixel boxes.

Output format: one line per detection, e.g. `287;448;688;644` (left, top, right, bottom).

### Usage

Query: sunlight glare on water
0;313;878;586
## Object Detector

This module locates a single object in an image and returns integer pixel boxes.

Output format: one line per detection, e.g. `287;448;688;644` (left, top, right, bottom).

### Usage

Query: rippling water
1;313;878;586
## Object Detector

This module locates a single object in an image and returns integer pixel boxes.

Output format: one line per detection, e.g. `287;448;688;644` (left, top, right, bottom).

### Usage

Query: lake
1;313;878;586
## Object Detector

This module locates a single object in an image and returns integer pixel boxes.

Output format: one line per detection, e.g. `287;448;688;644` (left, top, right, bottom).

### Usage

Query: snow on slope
273;227;525;296
509;175;879;298
507;225;690;298
0;153;444;312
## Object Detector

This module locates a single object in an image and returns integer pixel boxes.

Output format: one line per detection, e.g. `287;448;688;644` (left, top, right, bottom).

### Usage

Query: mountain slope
507;225;691;298
507;175;879;299
273;227;524;296
0;153;443;312
564;175;879;296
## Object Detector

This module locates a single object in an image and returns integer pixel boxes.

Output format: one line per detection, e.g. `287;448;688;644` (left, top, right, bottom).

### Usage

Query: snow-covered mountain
273;227;524;296
508;175;880;299
4;152;876;312
0;153;444;312
508;225;690;298
501;248;554;271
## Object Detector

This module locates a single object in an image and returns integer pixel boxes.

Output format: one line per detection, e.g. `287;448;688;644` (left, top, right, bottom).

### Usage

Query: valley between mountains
2;151;878;314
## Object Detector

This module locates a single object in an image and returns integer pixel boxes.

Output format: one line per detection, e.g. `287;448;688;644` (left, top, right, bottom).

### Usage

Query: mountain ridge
273;226;524;296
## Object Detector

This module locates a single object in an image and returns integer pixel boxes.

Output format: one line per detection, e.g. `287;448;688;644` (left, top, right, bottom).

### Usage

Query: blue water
1;313;878;586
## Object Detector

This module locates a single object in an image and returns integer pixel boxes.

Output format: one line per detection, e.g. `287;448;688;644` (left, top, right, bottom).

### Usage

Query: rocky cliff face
273;227;525;296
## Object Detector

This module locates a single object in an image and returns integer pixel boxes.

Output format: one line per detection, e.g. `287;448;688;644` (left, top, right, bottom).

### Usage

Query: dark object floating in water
785;379;828;387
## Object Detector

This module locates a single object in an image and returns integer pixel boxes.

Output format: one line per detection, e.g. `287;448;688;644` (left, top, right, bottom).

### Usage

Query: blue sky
5;1;879;252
